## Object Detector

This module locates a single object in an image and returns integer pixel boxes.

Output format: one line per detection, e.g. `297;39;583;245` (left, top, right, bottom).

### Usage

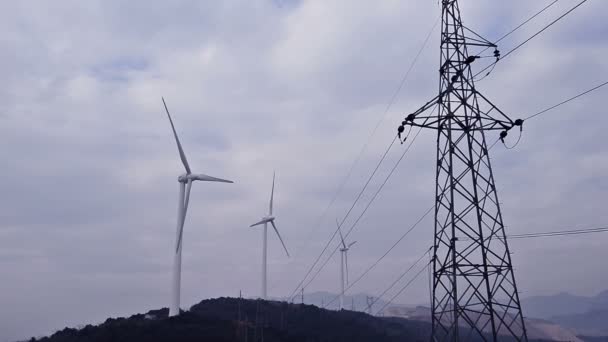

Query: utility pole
238;290;242;321
366;296;374;315
396;1;527;341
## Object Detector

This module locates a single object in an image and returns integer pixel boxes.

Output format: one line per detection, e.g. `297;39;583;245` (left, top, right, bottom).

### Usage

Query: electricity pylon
397;1;527;341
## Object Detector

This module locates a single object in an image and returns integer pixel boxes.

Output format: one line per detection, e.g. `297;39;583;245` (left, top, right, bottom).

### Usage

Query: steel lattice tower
397;1;527;341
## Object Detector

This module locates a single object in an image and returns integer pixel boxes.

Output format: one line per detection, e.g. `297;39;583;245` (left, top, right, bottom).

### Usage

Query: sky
0;0;607;341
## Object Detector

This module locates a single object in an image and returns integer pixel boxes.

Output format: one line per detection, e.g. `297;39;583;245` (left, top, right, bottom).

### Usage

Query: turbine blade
269;172;275;215
348;241;357;248
336;219;347;249
176;180;193;253
191;173;234;183
249;218;268;227
162;97;191;174
270;220;290;257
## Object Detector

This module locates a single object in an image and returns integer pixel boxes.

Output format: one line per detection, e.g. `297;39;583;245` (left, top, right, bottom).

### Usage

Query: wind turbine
249;172;289;300
336;219;356;310
162;97;234;317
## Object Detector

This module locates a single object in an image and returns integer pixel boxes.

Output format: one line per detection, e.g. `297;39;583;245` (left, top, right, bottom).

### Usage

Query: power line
460;225;608;241
370;247;431;309
285;17;441;297
299;123;427;297
323;204;433;308
524;80;608;120
290;15;440;259
288;135;398;299
494;0;561;45
375;262;429;315
475;0;589;79
509;226;608;239
477;0;561;58
502;0;588;60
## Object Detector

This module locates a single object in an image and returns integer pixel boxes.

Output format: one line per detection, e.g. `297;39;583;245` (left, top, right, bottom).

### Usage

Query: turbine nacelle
250;216;275;227
178;173;234;184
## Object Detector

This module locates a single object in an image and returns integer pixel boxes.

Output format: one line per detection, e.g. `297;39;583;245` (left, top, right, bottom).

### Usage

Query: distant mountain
550;310;608;337
523;292;595;319
591;290;608;312
521;290;608;338
522;290;608;320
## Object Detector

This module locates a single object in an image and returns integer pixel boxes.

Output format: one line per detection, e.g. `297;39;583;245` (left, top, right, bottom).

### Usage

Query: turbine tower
162;98;234;317
250;172;290;300
336;220;356;310
395;1;527;340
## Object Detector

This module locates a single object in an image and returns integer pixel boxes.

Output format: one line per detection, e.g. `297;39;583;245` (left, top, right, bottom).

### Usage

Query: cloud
0;0;607;341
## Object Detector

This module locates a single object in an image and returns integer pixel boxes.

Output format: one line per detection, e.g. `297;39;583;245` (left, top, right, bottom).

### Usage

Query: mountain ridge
23;296;602;342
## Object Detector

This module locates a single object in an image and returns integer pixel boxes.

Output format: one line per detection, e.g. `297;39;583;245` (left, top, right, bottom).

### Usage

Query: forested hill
27;297;550;342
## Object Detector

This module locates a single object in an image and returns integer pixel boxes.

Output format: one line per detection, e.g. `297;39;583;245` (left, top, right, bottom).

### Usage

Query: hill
24;297;564;342
29;298;432;342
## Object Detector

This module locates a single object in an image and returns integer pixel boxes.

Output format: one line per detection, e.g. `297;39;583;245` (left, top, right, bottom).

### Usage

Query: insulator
406;113;416;121
465;56;478;65
397;125;405;134
500;130;508;141
494;49;501;58
514;118;524;130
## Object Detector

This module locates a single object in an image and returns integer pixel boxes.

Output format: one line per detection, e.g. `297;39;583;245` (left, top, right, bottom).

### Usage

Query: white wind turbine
162;97;234;317
249;173;290;300
336;220;356;310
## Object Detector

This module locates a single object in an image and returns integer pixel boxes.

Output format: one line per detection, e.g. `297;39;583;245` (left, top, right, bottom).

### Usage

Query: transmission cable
369;246;431;309
290;15;440;257
460;225;608;241
375;262;430;315
498;79;608;149
495;0;561;45
298;123;428;298
288;135;398;299
509;225;608;239
322;204;433;308
475;0;589;79
478;0;560;57
287;19;441;299
524;80;608;121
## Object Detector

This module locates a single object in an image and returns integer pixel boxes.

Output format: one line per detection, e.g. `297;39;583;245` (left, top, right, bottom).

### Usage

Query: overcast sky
1;0;607;341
